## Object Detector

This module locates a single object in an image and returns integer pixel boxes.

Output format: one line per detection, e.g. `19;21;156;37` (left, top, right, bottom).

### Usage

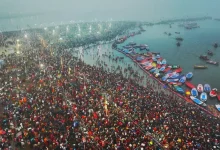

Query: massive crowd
0;32;220;150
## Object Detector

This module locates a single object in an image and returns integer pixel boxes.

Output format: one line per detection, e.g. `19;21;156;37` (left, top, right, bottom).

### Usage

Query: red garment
88;131;93;136
93;112;98;119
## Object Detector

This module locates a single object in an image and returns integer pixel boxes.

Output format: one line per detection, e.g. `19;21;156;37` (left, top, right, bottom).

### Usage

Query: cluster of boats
113;32;220;113
115;31;142;44
118;46;220;110
199;52;219;66
122;42;149;51
189;84;219;107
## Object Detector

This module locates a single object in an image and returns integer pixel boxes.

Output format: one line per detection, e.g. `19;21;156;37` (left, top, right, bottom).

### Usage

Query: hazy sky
0;0;220;30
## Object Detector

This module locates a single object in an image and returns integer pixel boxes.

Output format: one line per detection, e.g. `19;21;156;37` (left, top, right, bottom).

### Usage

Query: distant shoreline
0;16;214;33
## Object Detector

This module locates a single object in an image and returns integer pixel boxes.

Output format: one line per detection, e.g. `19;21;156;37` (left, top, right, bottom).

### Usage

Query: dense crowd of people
0;32;220;150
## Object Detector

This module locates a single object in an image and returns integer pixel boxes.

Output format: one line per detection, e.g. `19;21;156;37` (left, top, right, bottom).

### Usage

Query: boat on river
194;65;207;69
190;96;205;106
199;55;209;61
159;66;166;72
200;92;207;102
197;84;203;93
185;81;195;89
167;78;179;82
210;88;218;97
215;104;220;111
168;65;180;69
179;76;186;83
168;73;180;79
204;84;211;93
191;88;198;97
173;85;185;94
186;72;193;79
163;67;171;73
206;60;219;66
174;68;183;73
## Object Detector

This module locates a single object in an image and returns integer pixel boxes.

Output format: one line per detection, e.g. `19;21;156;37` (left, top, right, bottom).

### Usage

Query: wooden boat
215;104;220;111
140;57;150;62
176;37;183;41
169;82;182;86
197;84;203;93
210;88;218;97
186;72;193;79
179;76;186;83
165;70;172;75
142;62;152;67
167;79;179;82
152;57;157;62
145;65;153;70
143;60;152;65
155;54;161;59
194;65;207;69
200;92;207;102
136;56;145;62
190;96;204;105
206;60;219;66
199;55;209;60
149;68;157;73
168;73;180;79
174;74;185;80
159;66;166;72
204;84;211;93
174;68;183;73
191;88;198;97
133;45;141;48
161;74;170;81
143;54;151;57
173;85;184;94
151;52;160;55
158;57;163;61
140;47;147;50
140;61;148;65
156;64;161;69
161;59;166;65
168;65;180;69
185;81;195;89
163;67;171;73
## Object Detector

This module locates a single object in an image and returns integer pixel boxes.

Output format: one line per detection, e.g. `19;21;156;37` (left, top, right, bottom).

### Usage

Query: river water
77;20;220;105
